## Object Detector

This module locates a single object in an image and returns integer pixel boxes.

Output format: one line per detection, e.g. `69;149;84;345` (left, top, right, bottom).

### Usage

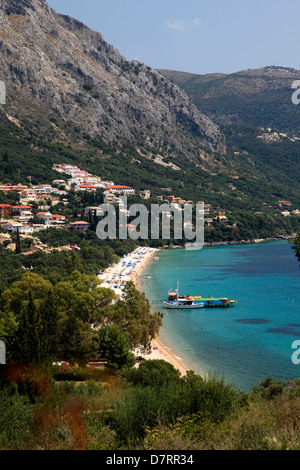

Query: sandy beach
98;246;159;298
142;337;190;376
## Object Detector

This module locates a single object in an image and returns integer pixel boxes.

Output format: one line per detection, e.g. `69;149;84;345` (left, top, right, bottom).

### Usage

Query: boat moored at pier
165;282;236;309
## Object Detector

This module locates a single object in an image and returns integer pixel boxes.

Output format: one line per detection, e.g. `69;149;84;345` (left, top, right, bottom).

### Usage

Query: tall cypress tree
15;228;21;254
61;311;81;365
93;210;98;232
14;290;42;365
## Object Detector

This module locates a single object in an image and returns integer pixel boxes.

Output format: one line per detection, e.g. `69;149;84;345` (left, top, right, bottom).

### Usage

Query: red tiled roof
70;221;89;225
105;185;133;190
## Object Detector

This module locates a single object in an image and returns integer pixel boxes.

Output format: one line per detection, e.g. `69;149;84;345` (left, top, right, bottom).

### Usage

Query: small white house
36;212;53;221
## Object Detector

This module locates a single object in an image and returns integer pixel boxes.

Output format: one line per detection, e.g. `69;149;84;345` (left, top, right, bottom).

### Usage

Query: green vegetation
159;68;300;230
1;111;299;245
1;61;300;450
0;271;162;365
0;360;300;450
99;325;135;371
293;231;300;263
204;211;299;244
0;229;141;294
224;124;300;195
0;230;298;451
0;229;298;450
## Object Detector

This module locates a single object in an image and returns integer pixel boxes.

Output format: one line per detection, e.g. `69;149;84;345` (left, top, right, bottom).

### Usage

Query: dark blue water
142;241;300;392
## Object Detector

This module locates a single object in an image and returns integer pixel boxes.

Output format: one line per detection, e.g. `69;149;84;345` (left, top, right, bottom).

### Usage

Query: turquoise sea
141;241;300;392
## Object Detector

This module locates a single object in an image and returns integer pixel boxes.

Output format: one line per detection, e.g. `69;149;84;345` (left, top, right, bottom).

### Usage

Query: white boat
163;299;205;309
163;280;205;310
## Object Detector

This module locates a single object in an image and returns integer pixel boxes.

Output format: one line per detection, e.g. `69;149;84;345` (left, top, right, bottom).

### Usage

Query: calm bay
142;240;300;392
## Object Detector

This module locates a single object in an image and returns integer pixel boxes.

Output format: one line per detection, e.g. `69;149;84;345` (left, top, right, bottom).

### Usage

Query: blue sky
47;0;300;75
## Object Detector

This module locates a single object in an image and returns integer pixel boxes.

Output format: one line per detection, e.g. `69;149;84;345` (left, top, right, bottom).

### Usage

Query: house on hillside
104;193;122;205
19;211;33;223
167;195;186;205
3;220;23;233
74;184;97;192
214;215;229;224
36;212;52;221
0;204;12;218
51;214;66;222
12;205;32;213
21;188;38;201
84;206;104;216
278;200;291;207
215;207;227;216
204;204;213;215
69;221;90;231
52;180;68;189
0;184;28;194
104;185;135;195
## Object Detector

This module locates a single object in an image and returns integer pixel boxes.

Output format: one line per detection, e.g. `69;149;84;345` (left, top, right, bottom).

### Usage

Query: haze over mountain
0;0;226;165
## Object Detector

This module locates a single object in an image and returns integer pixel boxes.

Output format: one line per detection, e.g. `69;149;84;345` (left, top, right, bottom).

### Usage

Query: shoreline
202;234;295;247
162;234;295;250
100;236;294;379
147;337;191;377
98;246;194;376
135;248;204;378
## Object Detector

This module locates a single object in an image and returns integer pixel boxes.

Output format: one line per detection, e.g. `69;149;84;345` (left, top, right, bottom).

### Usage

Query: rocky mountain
0;0;225;165
159;66;300;134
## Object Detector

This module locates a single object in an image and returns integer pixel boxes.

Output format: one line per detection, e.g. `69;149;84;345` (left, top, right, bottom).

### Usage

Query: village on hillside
0;163;299;254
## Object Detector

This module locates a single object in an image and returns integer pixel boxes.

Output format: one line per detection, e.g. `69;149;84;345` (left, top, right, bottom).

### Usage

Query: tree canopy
0;272;162;367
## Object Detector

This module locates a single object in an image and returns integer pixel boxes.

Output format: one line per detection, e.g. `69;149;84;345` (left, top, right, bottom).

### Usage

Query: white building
3;221;23;233
19;211;33;223
36;212;53;221
104;185;135;195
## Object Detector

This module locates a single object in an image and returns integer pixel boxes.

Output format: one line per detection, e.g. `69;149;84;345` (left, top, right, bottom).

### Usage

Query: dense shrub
0;390;35;449
122;359;181;387
111;371;246;445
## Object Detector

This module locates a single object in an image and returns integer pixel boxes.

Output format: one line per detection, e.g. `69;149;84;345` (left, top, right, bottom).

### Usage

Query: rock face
0;0;225;161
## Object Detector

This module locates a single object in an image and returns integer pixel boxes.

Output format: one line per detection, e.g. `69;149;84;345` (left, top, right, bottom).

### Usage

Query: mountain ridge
0;0;226;165
158;66;300;133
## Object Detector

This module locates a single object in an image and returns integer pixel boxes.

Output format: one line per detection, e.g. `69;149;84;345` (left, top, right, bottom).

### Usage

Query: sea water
142;241;300;392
